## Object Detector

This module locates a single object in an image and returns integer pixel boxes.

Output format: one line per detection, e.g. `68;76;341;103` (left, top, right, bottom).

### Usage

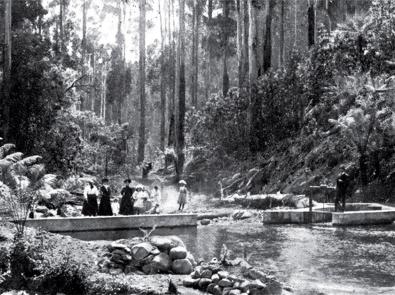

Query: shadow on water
62;222;395;295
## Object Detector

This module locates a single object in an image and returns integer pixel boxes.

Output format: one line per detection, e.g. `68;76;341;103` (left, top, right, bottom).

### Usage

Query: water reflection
63;222;395;295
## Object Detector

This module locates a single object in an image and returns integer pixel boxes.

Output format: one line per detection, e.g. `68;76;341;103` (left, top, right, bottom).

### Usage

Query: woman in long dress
119;179;135;215
177;180;189;211
98;178;113;216
82;181;99;216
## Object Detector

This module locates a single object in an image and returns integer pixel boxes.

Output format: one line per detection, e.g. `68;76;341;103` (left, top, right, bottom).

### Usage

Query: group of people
118;179;161;215
82;178;114;216
81;178;189;217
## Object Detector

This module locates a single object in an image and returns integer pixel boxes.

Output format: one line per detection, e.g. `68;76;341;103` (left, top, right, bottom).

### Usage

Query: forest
1;1;395;295
0;0;394;200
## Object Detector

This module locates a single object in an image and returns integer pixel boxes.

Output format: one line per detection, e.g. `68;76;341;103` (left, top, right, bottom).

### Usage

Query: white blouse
84;185;99;198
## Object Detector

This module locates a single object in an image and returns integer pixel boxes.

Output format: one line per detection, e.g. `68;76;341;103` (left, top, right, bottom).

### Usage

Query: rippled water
67;222;395;295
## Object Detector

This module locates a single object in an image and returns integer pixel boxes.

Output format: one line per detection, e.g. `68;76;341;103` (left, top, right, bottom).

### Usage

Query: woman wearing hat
119;179;135;215
98;178;113;216
82;180;99;216
178;180;189;211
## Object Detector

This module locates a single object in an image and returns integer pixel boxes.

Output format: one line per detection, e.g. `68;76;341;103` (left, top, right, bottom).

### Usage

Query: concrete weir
262;203;395;226
23;213;197;233
262;210;332;224
332;209;395;226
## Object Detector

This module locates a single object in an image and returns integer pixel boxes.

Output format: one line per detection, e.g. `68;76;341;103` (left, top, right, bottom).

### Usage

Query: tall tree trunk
159;0;166;151
294;0;298;47
168;0;176;147
59;0;64;56
205;0;213;100
137;0;146;164
279;0;285;66
263;0;275;72
248;0;259;86
90;50;96;112
192;0;199;107
222;0;230;97
248;0;263;152
242;0;249;90
190;0;196;107
2;0;12;140
235;0;243;88
235;0;249;89
81;0;87;111
175;0;186;179
308;0;316;47
115;1;124;123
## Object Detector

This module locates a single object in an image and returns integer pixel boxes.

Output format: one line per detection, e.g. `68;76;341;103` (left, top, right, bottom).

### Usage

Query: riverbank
0;223;184;295
0;221;282;295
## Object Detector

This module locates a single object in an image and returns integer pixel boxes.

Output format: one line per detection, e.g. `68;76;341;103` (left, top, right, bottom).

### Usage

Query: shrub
8;230;94;294
187;88;249;156
86;274;134;295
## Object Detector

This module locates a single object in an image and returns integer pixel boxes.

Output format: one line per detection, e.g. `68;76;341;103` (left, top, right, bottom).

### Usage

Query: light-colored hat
179;180;187;185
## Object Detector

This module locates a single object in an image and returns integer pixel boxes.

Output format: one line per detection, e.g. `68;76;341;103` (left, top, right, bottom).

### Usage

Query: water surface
66;222;395;295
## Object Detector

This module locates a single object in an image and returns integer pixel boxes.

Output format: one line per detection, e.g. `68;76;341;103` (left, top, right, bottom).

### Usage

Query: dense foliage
188;0;395;196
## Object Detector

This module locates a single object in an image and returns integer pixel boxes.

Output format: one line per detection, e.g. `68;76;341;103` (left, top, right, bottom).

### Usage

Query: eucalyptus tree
2;0;12;141
159;0;166;151
137;0;146;163
175;0;186;179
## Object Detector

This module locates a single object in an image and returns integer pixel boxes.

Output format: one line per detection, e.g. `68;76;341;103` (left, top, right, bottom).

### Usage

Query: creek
65;221;395;295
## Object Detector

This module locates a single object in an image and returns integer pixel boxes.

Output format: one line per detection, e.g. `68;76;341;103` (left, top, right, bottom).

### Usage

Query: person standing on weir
98;178;113;216
335;165;350;212
82;180;99;216
177;180;189;211
119;179;135;215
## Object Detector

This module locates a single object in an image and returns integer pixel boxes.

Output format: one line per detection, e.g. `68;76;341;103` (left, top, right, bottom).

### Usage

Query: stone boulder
149;236;173;252
151;252;171;272
58;204;81;217
183;277;199;288
281;194;315;208
200;219;210;225
39;189;71;209
109;242;131;254
66;193;86;206
186;252;197;267
198;278;212;289
132;242;155;261
169;246;188;260
232;210;253;220
150;235;185;251
35;205;48;214
172;258;193;274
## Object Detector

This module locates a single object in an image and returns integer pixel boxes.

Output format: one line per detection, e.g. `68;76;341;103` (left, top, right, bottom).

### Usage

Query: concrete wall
332;210;395;226
23;214;197;232
262;210;332;224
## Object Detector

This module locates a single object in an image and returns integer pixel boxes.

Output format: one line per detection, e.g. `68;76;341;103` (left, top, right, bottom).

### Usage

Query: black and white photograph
0;0;395;294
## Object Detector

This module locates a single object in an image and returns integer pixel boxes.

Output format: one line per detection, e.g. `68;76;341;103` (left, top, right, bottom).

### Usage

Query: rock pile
183;263;269;295
99;235;196;275
183;258;283;295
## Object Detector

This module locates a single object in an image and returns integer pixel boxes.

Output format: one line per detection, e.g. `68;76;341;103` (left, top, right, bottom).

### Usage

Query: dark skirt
98;195;113;216
82;194;98;216
119;196;134;215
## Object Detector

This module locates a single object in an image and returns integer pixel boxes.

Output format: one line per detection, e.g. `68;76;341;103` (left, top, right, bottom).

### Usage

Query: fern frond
0;144;16;159
5;152;24;163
